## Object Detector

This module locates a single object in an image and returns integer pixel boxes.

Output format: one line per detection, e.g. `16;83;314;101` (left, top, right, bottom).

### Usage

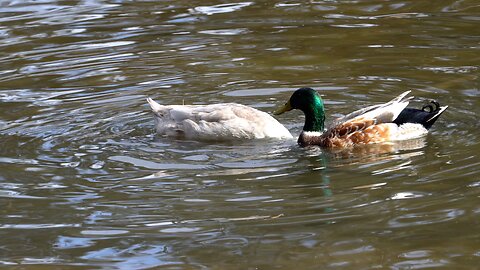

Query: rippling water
1;0;479;269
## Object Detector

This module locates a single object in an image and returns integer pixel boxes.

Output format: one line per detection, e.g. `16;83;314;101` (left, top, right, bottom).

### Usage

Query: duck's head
274;88;323;115
274;87;325;132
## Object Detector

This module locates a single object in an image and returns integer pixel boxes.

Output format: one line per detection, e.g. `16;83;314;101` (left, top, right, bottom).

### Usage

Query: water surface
0;0;479;269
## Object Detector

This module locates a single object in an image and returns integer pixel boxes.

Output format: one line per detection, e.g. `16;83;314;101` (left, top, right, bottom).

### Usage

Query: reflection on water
0;0;479;269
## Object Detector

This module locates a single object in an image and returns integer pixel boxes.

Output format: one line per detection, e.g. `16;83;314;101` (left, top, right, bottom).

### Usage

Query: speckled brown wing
321;118;392;147
324;118;375;138
346;123;392;145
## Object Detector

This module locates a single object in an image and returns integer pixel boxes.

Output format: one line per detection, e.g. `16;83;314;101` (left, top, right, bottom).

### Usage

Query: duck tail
147;97;163;112
426;104;448;127
393;100;448;130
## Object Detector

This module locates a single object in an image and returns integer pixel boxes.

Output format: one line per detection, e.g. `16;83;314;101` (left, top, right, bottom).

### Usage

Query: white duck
147;98;293;140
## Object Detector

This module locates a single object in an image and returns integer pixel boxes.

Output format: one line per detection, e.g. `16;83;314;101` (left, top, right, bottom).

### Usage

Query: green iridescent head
274;87;326;132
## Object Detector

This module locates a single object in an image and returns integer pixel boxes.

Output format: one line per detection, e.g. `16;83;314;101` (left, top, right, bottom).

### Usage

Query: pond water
0;0;479;269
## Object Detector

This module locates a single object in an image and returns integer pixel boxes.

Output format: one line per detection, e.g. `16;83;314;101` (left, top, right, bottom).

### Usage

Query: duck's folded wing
332;91;413;126
331;104;383;126
148;98;233;123
325;118;376;138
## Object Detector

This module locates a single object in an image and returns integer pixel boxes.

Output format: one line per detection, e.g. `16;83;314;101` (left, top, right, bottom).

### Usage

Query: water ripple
189;2;253;15
0;0;478;269
388;209;465;228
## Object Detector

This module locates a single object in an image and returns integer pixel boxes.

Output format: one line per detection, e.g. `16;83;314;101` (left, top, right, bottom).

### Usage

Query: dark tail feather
394;100;448;130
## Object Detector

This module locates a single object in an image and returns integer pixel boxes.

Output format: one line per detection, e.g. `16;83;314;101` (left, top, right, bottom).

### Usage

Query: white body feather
147;98;293;140
385;123;428;141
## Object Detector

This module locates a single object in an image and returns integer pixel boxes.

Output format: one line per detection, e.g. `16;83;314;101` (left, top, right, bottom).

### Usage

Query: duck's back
147;98;292;140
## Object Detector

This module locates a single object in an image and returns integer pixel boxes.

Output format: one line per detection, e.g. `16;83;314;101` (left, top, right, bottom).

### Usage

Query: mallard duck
274;88;448;147
147;98;293;140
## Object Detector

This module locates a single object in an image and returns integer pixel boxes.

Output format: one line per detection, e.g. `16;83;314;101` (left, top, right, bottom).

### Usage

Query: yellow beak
273;100;292;115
